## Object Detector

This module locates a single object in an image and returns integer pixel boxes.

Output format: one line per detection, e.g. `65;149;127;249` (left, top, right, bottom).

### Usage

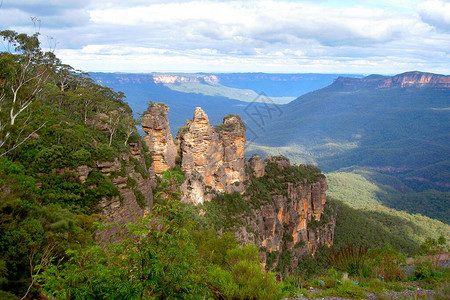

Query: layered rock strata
176;108;246;204
244;156;335;270
95;141;153;242
142;103;177;176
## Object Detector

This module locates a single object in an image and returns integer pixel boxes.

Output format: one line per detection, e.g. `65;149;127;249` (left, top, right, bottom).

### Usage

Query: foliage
208;245;286;300
328;243;369;277
330;197;450;255
368;244;406;282
38;198;211;299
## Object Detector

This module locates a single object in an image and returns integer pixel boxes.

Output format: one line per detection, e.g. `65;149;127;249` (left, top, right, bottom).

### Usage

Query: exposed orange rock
142;103;177;176
176;108;246;204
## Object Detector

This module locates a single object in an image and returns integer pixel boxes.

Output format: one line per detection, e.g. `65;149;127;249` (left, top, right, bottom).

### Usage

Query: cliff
333;71;450;89
142;105;335;268
243;155;335;271
95;141;154;242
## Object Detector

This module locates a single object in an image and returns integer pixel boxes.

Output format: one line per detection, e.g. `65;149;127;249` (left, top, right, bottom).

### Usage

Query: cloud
418;0;450;31
2;0;449;74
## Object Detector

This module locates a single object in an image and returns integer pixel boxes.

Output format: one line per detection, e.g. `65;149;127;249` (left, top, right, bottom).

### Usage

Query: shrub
92;144;115;162
209;245;286;300
328;243;370;277
72;148;92;166
133;189;146;208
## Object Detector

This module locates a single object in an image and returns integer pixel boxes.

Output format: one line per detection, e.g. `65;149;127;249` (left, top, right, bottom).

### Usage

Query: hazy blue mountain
249;71;449;222
90;72;362;134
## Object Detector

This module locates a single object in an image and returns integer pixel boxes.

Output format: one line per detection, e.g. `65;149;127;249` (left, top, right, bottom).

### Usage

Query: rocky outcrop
94;141;153;243
333;71;450;89
245;156;335;271
141;103;334;267
248;154;266;178
176;108;246;204
142;103;177;176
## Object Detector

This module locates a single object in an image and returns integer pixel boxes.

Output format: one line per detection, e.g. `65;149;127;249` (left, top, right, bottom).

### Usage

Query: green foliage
0;30;154;297
92;143;116;162
327;168;450;223
332;280;367;299
39;199;211;299
328;243;369;277
368;244;406;282
133;188;146;208
329;198;450;255
201;192;251;231
208;245;286;300
71;148;92;165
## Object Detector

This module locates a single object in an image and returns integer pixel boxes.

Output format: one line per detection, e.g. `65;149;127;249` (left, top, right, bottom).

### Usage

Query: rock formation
142;104;335;266
95;141;153;242
175;108;246;204
245;156;335;270
248;154;266;178
142;103;177;176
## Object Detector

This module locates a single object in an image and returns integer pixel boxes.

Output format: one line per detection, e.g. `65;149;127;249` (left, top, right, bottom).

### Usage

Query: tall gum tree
0;30;53;157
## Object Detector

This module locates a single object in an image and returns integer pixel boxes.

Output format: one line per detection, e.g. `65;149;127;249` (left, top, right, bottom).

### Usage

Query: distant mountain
333;71;450;89
90;72;363;133
249;71;449;222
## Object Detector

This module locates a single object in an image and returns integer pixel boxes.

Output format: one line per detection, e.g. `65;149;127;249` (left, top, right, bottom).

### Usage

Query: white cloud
2;0;450;74
418;0;450;31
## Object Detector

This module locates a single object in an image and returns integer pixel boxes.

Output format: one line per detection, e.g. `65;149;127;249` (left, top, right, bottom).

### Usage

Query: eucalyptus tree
0;30;54;157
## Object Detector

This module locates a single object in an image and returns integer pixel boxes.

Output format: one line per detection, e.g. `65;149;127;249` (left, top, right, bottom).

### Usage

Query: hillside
246;72;449;222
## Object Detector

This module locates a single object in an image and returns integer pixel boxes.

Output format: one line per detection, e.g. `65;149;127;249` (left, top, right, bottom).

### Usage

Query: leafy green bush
133;188;146;208
71;148;92;166
209;245;286;300
92;144;116;162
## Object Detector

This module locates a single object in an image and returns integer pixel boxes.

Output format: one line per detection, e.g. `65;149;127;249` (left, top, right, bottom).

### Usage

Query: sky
1;0;449;74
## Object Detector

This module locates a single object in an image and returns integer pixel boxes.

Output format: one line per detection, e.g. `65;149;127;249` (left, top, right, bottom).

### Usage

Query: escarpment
245;155;335;271
142;104;335;267
94;141;154;242
333;71;450;89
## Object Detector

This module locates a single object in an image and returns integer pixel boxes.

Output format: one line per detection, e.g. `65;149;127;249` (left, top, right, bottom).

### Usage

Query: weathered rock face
218;114;247;191
141;104;334;267
142;103;177;176
176;108;246;204
248;154;266;178
245;156;335;271
95;141;153;243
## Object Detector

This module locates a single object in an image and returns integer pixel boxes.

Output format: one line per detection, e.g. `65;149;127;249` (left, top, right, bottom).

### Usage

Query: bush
92;144;116;162
72;148;92;166
133;188;146;208
328;243;370;277
209;245;286;300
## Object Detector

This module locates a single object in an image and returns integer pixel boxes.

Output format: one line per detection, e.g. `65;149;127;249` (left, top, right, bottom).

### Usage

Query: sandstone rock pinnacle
142;103;177;176
177;108;246;204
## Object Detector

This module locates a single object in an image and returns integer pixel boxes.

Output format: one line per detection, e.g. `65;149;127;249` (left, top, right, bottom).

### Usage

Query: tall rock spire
176;108;246;204
142;103;177;176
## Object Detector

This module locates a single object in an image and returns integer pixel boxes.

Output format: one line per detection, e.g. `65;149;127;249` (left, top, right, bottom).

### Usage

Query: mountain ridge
332;71;450;89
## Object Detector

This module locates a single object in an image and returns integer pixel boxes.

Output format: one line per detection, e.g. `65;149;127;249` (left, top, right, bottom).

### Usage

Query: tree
0;30;52;157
